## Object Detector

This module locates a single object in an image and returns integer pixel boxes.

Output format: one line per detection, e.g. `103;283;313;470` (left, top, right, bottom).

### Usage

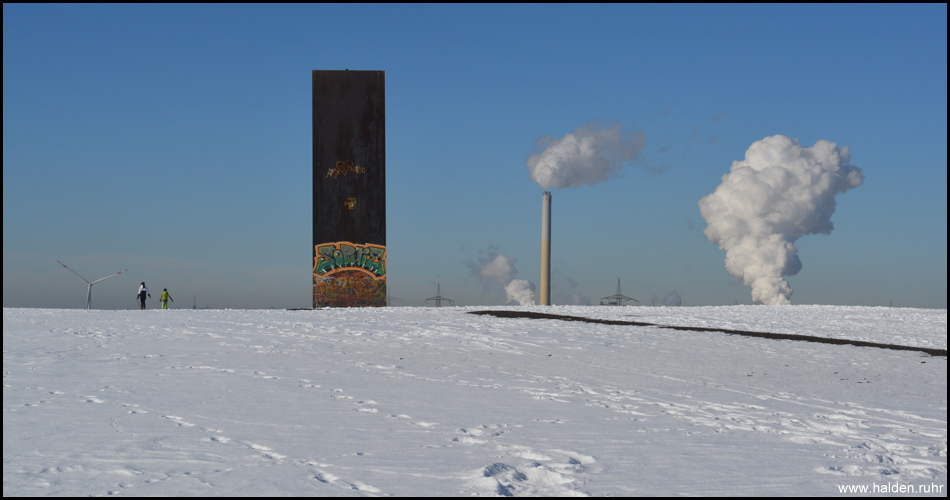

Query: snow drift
3;305;945;496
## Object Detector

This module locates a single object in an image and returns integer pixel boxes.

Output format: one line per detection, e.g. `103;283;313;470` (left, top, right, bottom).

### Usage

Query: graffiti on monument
313;242;386;308
313;269;386;308
327;160;366;178
314;242;386;279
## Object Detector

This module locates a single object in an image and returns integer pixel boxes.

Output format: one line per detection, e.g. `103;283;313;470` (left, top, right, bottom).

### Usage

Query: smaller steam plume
478;254;517;283
527;122;647;189
698;135;864;305
505;280;536;306
471;249;536;306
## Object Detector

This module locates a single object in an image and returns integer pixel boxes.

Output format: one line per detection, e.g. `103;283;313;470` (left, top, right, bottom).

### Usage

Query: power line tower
426;283;455;307
600;278;639;306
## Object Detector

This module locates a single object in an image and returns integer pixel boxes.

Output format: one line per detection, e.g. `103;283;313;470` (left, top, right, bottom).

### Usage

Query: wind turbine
57;260;128;310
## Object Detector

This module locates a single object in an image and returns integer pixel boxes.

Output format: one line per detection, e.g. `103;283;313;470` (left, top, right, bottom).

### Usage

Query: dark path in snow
469;310;948;357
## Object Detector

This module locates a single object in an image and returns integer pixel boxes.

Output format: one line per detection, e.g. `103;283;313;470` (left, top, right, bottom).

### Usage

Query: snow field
3;305;946;496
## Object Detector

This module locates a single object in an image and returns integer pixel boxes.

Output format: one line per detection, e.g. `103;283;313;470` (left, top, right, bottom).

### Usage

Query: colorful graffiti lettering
313;269;386;308
327;160;366;178
314;242;386;278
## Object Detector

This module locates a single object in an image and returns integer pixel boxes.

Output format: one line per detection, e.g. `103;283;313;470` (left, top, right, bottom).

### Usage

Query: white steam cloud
505;279;536;306
478;254;517;283
527;122;647;189
698;135;864;305
472;249;537;305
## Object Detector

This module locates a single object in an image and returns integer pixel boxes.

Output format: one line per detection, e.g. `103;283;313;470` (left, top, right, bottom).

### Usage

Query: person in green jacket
159;288;174;309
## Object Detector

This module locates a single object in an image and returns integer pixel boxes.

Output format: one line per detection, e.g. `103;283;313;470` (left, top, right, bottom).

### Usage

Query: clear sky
3;4;947;310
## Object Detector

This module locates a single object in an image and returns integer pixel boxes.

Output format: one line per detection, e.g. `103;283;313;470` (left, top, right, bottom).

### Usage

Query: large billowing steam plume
527;122;647;189
698;135;864;305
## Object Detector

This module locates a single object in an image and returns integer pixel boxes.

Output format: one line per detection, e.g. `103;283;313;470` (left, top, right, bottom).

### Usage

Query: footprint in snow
162;415;195;427
310;466;382;493
354;400;378;413
248;443;286;460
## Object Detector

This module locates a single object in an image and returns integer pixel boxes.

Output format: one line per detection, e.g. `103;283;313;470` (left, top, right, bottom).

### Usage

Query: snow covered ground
3;305;946;496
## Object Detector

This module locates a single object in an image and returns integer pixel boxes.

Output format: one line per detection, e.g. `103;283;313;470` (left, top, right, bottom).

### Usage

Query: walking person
159;288;174;309
137;282;151;310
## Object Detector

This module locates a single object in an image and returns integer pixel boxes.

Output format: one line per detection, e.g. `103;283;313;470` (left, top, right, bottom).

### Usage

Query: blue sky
3;4;947;309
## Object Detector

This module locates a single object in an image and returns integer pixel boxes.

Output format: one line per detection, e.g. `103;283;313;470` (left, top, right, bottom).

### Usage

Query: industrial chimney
540;191;552;305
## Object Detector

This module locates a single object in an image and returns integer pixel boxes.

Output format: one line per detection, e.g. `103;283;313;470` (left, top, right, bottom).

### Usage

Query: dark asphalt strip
469;310;947;357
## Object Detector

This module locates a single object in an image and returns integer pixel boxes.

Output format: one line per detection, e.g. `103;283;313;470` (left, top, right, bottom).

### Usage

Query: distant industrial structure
540;191;552;305
600;279;638;306
57;260;127;310
426;284;455;307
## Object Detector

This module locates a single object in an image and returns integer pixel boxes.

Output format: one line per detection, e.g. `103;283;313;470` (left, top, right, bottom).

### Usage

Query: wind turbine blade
57;261;90;284
90;269;129;285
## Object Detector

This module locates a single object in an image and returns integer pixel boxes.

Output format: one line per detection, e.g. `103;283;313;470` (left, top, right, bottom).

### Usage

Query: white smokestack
540;191;551;305
698;135;864;305
527;121;645;305
526;121;646;189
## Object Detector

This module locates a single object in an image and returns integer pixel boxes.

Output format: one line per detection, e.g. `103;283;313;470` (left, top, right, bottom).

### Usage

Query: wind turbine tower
57;261;128;310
